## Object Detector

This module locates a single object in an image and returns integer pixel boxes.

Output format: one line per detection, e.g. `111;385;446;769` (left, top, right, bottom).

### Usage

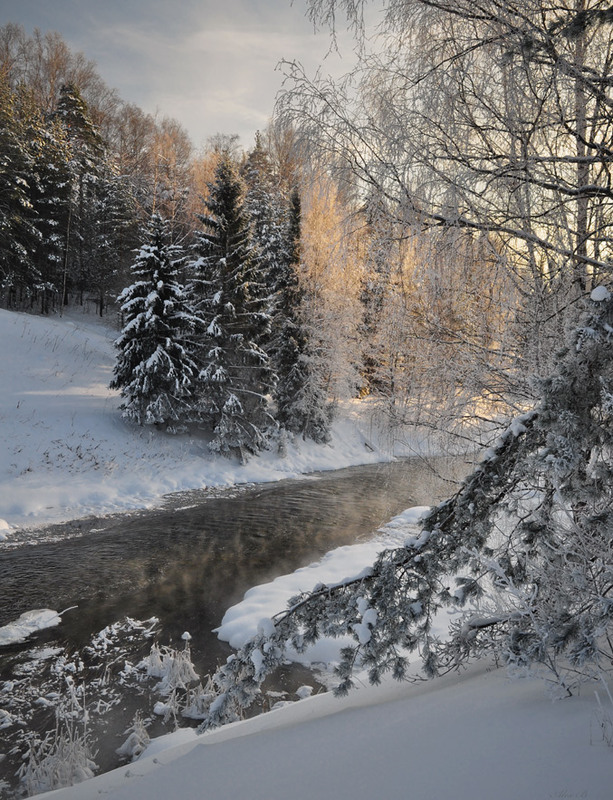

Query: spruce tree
90;166;134;316
274;189;331;443
53;83;105;305
242;136;331;444
0;79;39;303
242;133;287;316
190;153;274;459
53;83;104;169
20;94;72;313
111;213;198;428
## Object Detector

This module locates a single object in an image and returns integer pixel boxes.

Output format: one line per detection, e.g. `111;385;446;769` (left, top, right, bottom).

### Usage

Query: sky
0;0;358;149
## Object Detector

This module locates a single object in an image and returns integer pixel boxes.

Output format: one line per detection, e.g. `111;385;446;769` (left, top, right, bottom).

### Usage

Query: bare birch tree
278;0;613;424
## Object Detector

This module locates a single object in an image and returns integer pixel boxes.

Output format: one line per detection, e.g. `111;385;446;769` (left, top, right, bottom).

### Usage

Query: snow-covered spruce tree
52;83;106;306
19;91;73;313
197;289;613;727
273;188;332;443
111;213;198;428
189;152;274;459
89;165;134;316
242;133;287;313
243;137;332;443
0;78;40;303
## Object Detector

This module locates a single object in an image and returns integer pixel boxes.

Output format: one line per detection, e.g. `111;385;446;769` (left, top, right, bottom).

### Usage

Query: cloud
1;0;357;147
90;4;353;146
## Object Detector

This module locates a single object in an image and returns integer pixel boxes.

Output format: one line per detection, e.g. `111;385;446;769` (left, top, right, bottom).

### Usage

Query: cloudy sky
1;0;359;149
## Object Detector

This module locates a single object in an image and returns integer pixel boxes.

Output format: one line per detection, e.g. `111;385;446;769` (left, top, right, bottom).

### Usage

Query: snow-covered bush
136;636;219;725
18;677;96;797
116;711;150;762
19;723;97;796
182;676;217;720
139;641;199;697
197;290;613;729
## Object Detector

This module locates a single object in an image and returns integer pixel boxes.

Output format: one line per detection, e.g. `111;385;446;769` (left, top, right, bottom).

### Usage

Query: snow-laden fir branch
197;289;613;730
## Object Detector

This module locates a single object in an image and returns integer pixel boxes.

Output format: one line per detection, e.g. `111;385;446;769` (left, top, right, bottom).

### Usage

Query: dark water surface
1;457;469;665
0;457;470;791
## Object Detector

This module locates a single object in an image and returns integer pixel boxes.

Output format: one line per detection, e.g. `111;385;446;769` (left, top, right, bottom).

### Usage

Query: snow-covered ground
0;307;414;537
46;660;612;800
1;308;611;799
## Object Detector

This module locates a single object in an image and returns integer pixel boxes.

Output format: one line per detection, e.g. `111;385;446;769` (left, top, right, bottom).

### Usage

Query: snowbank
0;609;62;646
217;506;433;665
47;660;612;800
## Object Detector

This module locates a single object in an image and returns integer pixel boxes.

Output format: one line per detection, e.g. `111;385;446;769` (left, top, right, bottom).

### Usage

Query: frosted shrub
182;676;217;720
18;671;97;796
138;638;215;725
140;642;199;695
19;721;96;796
116;711;151;762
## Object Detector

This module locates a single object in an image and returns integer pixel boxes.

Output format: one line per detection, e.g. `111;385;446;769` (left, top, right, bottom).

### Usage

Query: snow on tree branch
197;290;613;729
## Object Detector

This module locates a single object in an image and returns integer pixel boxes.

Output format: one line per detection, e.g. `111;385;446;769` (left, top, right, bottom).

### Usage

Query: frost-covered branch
198;290;613;729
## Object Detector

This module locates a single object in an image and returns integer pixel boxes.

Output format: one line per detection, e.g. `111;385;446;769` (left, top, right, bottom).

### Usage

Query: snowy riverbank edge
2;308;611;800
0;307;435;538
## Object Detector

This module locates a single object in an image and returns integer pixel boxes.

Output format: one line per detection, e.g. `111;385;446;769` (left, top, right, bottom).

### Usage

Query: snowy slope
47;660;612;800
0;308;405;535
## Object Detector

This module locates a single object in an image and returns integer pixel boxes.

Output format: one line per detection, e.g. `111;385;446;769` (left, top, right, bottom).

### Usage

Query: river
0;456;470;793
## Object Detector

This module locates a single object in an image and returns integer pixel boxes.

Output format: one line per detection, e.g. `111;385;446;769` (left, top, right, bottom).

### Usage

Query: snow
0;609;62;645
216;507;442;664
46;661;612;800
1;308;611;800
0;308;411;536
591;285;611;302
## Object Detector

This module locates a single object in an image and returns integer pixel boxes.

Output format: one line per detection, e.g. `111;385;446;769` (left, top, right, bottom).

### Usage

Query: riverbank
0;307;434;539
2;307;611;800
47;655;611;800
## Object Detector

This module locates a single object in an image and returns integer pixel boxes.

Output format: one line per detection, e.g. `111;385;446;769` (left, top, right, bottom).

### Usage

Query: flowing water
0;456;470;793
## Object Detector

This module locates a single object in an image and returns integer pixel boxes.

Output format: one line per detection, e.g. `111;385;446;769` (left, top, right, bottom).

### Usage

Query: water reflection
1;457;470;662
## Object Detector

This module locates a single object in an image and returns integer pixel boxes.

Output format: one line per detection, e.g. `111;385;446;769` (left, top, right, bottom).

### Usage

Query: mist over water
0;458;470;790
1;458;468;650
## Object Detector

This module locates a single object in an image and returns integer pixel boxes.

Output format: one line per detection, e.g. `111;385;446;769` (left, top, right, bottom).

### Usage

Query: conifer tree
111;214;198;428
274;189;332;443
242;135;332;444
53;83;106;305
0;79;39;302
190;153;274;459
242;133;287;314
53;83;104;170
90;165;134;316
20;95;72;312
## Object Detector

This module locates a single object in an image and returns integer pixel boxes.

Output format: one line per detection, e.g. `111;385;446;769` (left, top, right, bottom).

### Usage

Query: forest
3;0;613;740
4;1;599;459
